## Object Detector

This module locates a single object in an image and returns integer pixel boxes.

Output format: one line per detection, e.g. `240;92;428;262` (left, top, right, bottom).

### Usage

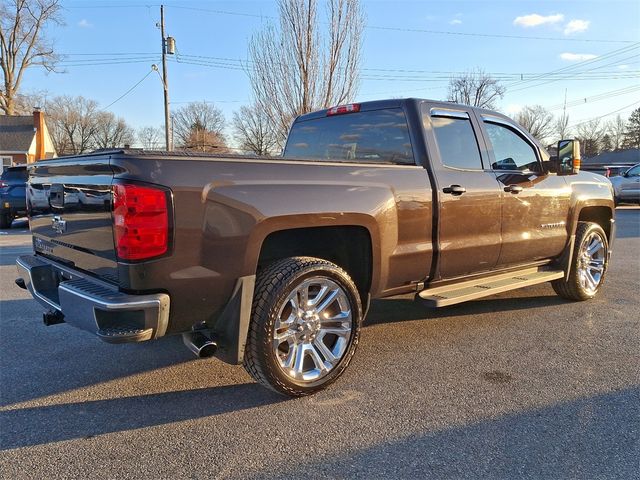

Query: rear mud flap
211;275;256;365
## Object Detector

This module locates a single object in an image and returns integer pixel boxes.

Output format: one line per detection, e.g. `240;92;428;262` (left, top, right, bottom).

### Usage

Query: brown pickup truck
16;98;615;396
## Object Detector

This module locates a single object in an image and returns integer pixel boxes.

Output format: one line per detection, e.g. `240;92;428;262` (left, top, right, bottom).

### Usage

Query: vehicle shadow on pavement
252;386;640;479
0;383;284;451
0;300;247;408
366;291;568;326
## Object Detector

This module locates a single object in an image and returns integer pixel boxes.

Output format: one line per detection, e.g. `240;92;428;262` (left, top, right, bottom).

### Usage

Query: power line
546;85;640;111
59;49;640;79
169;54;639;81
102;69;154;111
169;5;635;44
504;43;640;88
568;100;640;128
505;50;640;93
65;3;636;44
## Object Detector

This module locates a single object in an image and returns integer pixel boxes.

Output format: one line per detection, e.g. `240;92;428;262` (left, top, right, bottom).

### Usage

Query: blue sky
23;0;640;140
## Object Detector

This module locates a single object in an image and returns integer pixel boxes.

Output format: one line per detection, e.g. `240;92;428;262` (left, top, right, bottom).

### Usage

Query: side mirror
556;139;581;175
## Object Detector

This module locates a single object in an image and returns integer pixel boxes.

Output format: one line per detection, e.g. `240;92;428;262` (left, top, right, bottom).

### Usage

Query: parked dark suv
0;166;28;229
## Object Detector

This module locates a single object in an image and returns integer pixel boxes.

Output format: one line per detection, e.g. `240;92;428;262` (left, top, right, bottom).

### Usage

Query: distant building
0;109;57;173
582;149;640;169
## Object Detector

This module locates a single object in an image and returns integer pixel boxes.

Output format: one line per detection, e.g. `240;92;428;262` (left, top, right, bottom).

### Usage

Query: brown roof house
0;109;56;173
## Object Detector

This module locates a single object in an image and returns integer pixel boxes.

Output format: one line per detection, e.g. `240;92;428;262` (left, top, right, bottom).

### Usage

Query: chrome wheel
576;231;606;295
272;277;353;383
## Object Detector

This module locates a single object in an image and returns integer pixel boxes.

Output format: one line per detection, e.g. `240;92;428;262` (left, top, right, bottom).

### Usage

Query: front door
478;115;571;267
422;104;503;280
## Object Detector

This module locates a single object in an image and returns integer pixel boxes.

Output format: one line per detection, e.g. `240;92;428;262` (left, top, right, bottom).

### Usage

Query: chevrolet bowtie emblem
51;215;66;234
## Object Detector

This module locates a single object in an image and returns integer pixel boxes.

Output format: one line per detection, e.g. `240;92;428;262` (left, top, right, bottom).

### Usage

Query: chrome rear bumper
16;254;170;343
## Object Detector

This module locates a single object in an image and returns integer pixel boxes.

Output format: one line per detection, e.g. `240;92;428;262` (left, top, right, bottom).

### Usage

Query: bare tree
172;101;226;149
556;112;571;141
182;128;229;153
248;0;364;146
93;111;135;149
575;119;605;158
607;114;626;151
447;68;505;109
0;0;62;115
138;126;163;150
516;105;555;143
46;95;100;155
8;89;47;114
232;105;279;156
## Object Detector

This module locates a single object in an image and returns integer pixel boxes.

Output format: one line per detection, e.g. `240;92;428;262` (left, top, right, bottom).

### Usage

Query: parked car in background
610;163;640;205
0;166;27;229
27;182;51;212
604;165;631;178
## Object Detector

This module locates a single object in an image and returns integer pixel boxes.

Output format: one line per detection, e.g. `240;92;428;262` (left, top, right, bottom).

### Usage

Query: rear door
421;103;503;279
28;156;118;283
477;114;571;267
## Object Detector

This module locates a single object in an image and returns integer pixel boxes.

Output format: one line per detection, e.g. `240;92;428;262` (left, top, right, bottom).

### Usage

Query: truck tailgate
28;156;119;284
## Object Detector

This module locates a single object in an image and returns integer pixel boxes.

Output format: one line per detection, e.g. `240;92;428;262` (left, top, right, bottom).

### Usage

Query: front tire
552;222;608;301
244;256;362;397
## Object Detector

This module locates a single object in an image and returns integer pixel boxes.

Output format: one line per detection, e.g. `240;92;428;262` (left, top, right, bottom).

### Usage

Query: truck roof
294;98;509;123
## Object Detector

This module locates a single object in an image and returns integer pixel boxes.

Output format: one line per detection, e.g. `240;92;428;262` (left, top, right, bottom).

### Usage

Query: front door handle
504;185;524;194
442;185;466;196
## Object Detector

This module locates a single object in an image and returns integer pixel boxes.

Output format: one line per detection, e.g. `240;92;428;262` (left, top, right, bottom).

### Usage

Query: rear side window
284;108;414;164
430;115;483;170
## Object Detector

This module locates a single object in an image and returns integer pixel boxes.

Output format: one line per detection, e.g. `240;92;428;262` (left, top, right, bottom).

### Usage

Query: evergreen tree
622;108;640;149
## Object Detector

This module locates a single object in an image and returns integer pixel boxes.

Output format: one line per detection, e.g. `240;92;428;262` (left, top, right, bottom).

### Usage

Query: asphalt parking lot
1;209;638;479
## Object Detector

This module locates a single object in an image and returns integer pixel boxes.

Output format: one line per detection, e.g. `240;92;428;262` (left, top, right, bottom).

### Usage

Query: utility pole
160;5;173;151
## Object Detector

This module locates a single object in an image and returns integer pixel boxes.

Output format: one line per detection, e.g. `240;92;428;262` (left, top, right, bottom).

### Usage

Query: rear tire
552;222;608;301
0;213;11;229
244;256;362;397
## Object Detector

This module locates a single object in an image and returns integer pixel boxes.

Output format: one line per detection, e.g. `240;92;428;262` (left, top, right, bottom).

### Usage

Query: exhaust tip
43;310;65;326
198;342;217;358
183;331;217;358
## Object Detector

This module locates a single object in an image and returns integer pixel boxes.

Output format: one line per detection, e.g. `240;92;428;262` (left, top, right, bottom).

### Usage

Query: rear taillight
0;181;8;188
327;103;361;116
112;183;169;261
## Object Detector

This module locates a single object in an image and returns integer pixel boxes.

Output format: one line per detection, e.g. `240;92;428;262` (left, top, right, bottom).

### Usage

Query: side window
626;165;640;177
484;122;540;172
430;115;483;170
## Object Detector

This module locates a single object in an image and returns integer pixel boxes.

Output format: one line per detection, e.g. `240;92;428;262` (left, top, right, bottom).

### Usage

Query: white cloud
560;52;598;61
513;13;564;27
618;64;629;70
449;19;462;25
78;19;93;28
564;19;590;35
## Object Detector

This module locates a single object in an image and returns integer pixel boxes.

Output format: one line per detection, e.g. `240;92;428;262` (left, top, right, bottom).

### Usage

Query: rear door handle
442;185;466;196
504;185;523;194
